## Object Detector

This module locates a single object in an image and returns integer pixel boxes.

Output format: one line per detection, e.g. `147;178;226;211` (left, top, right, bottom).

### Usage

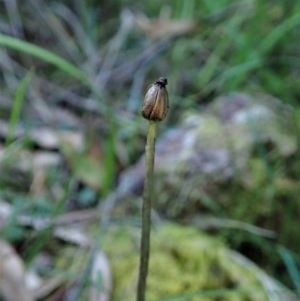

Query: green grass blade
278;246;300;296
258;11;300;55
0;33;90;86
102;127;116;196
6;70;33;146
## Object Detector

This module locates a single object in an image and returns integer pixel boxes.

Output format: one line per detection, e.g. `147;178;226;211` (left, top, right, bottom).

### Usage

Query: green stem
137;120;157;301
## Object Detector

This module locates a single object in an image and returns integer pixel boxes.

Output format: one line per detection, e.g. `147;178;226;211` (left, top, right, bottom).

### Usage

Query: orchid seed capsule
141;77;169;121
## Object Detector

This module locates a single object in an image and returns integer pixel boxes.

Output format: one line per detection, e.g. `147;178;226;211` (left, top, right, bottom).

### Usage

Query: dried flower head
141;77;169;121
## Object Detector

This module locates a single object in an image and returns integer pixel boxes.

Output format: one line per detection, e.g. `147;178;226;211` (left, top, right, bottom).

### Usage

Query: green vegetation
0;0;300;300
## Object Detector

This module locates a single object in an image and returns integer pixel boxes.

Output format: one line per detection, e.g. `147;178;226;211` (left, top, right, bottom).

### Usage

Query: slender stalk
137;76;168;301
137;120;157;301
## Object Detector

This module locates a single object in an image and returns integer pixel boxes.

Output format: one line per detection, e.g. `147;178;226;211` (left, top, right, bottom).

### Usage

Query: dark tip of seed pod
141;76;169;122
155;77;168;87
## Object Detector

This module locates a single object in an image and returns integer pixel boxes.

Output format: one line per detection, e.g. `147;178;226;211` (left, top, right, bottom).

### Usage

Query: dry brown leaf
0;240;34;301
34;276;66;300
135;15;197;39
0;118;83;151
54;227;92;247
90;250;112;301
33;129;83;151
0;199;10;229
0;125;84;194
18;150;62;170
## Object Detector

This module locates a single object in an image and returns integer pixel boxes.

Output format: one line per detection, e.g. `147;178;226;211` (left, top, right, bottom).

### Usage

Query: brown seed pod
141;77;169;121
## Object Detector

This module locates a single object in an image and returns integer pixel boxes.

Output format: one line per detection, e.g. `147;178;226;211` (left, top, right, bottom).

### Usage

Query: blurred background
0;1;300;300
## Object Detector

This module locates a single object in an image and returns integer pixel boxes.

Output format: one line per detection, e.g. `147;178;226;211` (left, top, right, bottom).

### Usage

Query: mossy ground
101;224;270;301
